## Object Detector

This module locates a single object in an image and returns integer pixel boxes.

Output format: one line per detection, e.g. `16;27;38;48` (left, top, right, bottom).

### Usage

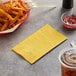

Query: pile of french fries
0;0;30;31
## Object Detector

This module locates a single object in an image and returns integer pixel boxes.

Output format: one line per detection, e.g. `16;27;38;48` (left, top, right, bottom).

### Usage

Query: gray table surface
0;0;76;76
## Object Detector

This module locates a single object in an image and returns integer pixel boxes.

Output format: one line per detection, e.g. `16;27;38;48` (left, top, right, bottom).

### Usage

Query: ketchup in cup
61;12;76;30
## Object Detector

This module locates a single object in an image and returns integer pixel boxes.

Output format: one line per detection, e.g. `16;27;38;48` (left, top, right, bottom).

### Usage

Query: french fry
12;11;19;15
0;8;14;21
0;23;2;27
0;18;7;22
1;23;8;31
11;7;25;10
9;13;20;26
18;0;29;10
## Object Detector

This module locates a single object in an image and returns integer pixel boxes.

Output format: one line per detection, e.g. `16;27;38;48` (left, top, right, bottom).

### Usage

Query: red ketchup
63;16;76;30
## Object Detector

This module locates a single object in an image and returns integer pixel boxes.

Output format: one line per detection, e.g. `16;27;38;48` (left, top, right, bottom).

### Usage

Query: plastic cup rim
61;12;76;26
58;47;76;69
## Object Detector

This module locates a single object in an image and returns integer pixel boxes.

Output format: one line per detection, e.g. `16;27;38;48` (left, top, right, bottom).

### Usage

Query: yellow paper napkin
12;24;67;64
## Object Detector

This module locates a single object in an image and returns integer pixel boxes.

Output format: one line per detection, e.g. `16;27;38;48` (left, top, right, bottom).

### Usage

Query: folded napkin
12;24;67;64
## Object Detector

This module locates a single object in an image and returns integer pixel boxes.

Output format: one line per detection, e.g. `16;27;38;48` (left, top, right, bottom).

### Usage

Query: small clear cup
61;11;76;30
59;48;76;76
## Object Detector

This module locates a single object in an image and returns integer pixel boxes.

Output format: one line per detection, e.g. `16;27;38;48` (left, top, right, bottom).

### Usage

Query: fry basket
0;0;31;35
